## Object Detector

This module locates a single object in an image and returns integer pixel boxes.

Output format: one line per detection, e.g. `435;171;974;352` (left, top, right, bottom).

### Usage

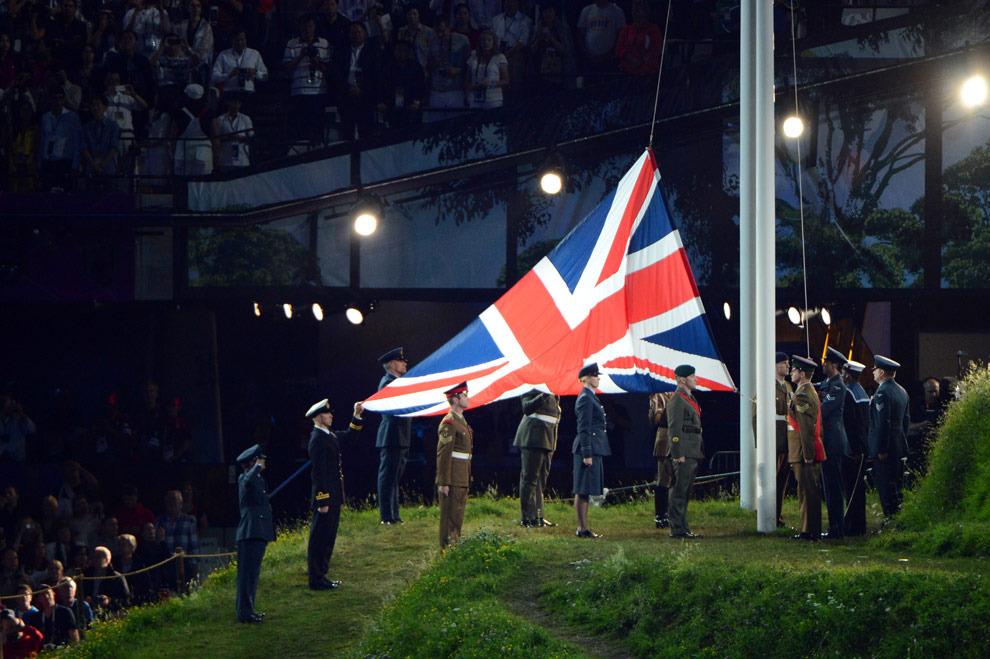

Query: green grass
53;489;990;658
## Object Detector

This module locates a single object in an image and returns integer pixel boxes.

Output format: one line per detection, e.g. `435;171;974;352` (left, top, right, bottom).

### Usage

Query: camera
306;45;319;58
238;70;246;85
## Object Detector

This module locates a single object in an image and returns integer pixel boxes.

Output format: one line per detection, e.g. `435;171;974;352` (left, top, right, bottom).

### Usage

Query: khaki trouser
668;458;700;536
792;462;822;535
519;447;553;521
438;486;468;548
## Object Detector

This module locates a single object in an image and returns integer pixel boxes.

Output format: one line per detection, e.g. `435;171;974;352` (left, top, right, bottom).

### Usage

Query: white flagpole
754;0;778;533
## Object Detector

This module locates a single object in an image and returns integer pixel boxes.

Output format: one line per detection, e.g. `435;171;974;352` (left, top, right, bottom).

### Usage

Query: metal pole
754;0;778;534
738;0;757;511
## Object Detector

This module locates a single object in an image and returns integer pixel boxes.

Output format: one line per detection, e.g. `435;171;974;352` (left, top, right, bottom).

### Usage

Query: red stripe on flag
364;362;507;402
624;248;700;325
602;356;733;392
596;159;656;286
493;270;572;361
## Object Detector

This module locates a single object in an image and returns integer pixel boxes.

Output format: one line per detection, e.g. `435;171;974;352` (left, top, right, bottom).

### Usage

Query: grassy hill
55;491;990;658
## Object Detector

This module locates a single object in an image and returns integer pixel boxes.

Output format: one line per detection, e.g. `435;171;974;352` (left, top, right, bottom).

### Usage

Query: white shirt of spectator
492;10;532;50
466;51;506;108
217;110;253;167
467;0;501;31
577;2;626;57
339;0;372;23
348;43;364;87
123;6;168;56
107;90;140;134
283;37;331;95
212;46;269;92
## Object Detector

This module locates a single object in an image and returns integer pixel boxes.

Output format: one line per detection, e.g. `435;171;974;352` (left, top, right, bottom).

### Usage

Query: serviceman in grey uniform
235;444;275;623
514;390;561;528
666;364;704;539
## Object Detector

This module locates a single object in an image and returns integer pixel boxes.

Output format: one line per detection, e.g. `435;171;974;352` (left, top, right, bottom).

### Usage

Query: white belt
452;451;471;460
528;413;560;425
775;415;787;422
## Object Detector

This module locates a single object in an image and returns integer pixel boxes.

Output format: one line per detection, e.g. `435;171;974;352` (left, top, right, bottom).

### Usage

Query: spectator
140;91;174;187
215;91;252;169
576;0;625;72
44;559;64;588
0;608;44;659
45;0;88;68
150;31;200;92
55;577;93;631
426;17;468;121
132;379;163;458
66;544;89;575
491;0;529;99
5;100;41;192
0;33;19;90
38;86;81;191
531;4;575;86
115;484;155;537
451;2;478;49
135;521;168;593
465;30;506;109
209;0;250;55
211;28;267;97
104;29;156;111
55;460;100;519
0;486;25;545
161;397;192;464
336;20;380;140
26;583;80;647
170;82;217;175
45;522;74;568
616;0;661;76
102;71;148;172
362;1;392;52
0;394;37;463
68;496;99;549
12;517;43;553
91;516;119;554
81;93;121;189
0;547;23;595
36;496;59;542
123;0;172;58
89;391;134;462
282;13;330;145
380;39;423;130
48;67;82;114
466;0;499;32
114;533;152;603
316;0;351;60
396;6;431;69
23;542;50;588
73;44;104;114
174;0;214;82
338;0;373;23
179;481;208;536
82;546;129;611
154;489;198;583
90;10;120;64
11;584;39;619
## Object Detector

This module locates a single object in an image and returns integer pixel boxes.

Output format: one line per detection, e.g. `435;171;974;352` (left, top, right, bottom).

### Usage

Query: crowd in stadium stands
0;0;865;193
0;383;205;651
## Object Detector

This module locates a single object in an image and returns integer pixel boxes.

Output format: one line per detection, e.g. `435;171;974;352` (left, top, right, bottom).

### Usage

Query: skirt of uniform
572;453;604;496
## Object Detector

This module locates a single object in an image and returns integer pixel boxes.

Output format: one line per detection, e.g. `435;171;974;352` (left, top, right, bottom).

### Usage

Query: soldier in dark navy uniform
437;382;473;549
306;398;364;590
375;347;412;525
514;390;561;528
841;360;870;535
817;347;849;539
666;364;704;539
868;356;910;517
573;363;610;539
235;444;275;623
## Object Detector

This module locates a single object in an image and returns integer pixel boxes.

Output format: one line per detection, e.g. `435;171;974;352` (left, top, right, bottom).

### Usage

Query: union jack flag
363;149;736;417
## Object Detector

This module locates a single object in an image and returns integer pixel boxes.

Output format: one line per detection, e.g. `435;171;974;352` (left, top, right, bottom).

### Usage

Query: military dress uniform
818;362;849;538
868;356;910;517
514;391;561;526
437;410;473;548
235;445;276;623
572;384;610;497
307;403;362;589
376;349;412;524
841;361;870;535
649;393;674;527
666;383;703;538
774;377;795;523
788;375;825;538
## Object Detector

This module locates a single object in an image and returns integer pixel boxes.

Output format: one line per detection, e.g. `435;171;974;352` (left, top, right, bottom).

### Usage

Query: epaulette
441;417;454;424
315;491;329;501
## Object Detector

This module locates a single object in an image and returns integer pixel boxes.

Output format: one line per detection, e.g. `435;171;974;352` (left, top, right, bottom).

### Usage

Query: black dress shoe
394;518;405;524
820;531;844;540
240;616;263;623
253;612;266;619
520;519;534;527
792;532;818;540
309;580;340;591
540;518;557;527
670;532;703;539
575;529;602;538
655;516;670;529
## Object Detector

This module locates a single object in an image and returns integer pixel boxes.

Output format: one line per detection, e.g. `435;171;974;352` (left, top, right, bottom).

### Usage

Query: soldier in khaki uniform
787;356;825;540
513;391;561;528
666;364;704;539
773;352;794;526
649;392;673;529
437;381;473;549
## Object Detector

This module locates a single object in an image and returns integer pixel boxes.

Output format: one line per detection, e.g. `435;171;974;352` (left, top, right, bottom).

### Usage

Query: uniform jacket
572;386;610;458
817;374;849;457
309;416;363;509
236;462;276;542
375;372;412;448
776;379;794;453
513;391;560;451
666;386;703;460
867;378;910;459
843;381;870;455
787;381;824;463
649;392;672;459
436;412;473;487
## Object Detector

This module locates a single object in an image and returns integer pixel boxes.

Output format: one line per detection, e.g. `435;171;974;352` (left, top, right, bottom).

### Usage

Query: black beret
674;364;696;377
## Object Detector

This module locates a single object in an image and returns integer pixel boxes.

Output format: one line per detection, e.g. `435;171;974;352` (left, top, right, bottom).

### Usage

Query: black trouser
842;454;867;535
873;456;902;516
821;453;845;536
236;539;267;620
308;497;341;585
377;446;408;522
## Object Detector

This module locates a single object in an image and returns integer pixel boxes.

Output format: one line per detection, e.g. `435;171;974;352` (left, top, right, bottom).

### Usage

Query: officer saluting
437;382;472;549
235;444;275;623
306;398;364;590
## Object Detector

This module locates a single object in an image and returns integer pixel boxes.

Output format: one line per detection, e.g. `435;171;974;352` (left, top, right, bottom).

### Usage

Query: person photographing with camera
282;13;330;144
212;28;268;96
